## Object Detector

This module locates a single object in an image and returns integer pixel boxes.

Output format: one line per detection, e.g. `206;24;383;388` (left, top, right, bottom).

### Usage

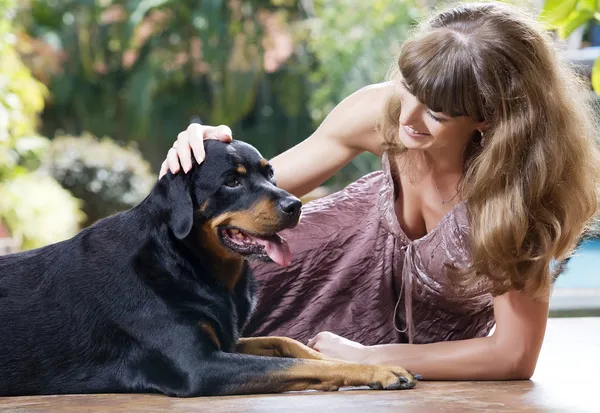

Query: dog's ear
156;173;194;239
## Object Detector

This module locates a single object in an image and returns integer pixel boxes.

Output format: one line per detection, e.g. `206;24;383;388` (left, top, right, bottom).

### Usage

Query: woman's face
396;81;485;153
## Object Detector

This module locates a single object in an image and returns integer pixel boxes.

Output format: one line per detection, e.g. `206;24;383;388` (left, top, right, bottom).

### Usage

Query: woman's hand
159;123;233;178
307;331;367;363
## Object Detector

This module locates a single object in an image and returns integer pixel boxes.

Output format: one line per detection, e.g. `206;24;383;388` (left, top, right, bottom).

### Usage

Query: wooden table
1;317;598;413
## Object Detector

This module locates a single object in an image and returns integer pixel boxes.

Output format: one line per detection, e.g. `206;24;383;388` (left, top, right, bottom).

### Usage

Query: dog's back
0;210;158;395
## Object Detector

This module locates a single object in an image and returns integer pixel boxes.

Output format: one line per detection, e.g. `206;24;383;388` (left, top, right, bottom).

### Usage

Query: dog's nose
279;197;302;218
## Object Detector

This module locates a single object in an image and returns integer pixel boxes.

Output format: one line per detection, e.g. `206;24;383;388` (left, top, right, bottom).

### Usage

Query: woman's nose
399;97;424;126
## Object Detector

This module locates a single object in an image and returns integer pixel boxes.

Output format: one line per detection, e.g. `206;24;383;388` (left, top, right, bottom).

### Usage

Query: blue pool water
555;239;600;289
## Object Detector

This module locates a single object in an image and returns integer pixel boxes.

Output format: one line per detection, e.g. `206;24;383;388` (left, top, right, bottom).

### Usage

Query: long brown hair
380;2;600;298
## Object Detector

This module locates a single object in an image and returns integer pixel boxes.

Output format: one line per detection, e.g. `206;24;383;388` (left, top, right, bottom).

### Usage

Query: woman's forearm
362;335;535;381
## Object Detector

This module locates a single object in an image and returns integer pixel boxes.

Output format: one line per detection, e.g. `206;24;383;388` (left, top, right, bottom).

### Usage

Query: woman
160;2;600;380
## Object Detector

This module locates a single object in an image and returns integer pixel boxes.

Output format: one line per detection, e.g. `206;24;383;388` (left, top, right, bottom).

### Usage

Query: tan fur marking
197;198;281;291
209;199;280;235
259;159;269;168
221;258;244;291
236;165;247;174
232;358;415;393
236;336;415;392
199;322;221;349
237;337;334;361
269;360;414;392
198;220;244;291
200;221;235;260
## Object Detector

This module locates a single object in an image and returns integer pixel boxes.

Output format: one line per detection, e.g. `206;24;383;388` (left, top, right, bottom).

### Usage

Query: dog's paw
366;365;417;390
410;371;423;381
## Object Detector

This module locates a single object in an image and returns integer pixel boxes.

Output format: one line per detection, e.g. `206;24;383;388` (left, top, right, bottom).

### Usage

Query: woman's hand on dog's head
160;123;233;178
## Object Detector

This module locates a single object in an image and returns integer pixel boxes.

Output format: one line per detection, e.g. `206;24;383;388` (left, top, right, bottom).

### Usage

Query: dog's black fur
0;140;418;397
0;140;310;396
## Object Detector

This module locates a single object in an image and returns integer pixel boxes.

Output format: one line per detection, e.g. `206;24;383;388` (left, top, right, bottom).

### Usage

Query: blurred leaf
557;8;594;38
126;62;156;136
540;0;577;27
130;0;175;25
574;0;597;13
592;57;600;95
273;68;305;117
51;74;74;105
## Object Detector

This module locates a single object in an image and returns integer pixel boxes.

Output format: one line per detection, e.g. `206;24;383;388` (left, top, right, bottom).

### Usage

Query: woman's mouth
403;125;431;138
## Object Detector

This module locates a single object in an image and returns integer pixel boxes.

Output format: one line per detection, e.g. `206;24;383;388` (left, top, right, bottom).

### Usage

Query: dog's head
156;140;301;266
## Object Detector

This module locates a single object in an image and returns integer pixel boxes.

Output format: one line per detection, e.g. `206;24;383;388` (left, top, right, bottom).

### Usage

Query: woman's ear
477;120;489;135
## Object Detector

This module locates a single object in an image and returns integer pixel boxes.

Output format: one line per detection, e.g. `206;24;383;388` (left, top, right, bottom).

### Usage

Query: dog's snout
279;197;301;218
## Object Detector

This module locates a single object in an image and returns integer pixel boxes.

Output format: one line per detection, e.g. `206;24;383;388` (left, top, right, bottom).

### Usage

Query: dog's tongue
251;234;291;266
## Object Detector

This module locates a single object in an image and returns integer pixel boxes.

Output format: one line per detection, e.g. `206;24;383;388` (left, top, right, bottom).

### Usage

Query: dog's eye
225;177;241;188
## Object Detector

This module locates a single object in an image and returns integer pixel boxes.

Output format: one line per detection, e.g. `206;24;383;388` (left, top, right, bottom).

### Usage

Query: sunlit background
0;0;598;314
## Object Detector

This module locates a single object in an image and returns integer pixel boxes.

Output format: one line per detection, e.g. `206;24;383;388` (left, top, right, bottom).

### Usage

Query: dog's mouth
218;227;291;266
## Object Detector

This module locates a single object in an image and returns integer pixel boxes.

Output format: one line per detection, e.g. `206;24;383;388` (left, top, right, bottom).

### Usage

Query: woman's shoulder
332;81;395;156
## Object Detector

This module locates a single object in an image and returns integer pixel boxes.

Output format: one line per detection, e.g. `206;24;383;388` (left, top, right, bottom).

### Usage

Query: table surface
1;317;598;413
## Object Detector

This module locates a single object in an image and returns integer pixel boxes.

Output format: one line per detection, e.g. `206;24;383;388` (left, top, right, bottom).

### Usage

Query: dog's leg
236;336;334;361
179;352;416;396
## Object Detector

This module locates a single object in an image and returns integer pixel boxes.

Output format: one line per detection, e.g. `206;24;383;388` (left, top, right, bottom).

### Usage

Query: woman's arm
267;82;389;197
161;82;392;198
309;289;549;380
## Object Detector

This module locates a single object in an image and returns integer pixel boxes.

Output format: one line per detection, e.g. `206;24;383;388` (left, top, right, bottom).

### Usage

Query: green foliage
16;0;309;167
541;0;600;94
0;0;84;250
0;0;47;181
42;133;155;226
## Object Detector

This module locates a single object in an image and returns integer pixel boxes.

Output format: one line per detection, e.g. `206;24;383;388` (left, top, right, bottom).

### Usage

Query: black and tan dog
0;140;418;397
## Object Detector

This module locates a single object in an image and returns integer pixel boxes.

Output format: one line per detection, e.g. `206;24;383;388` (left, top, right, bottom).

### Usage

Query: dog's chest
197;273;256;353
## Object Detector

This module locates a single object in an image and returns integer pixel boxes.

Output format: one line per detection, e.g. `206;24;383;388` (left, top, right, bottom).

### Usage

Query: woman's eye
427;111;443;122
225;178;241;188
